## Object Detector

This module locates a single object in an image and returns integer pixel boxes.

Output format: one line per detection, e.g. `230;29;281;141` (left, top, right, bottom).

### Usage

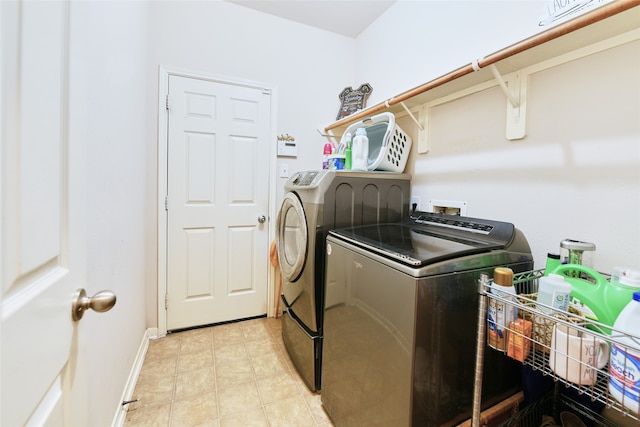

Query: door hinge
165;94;170;111
165;294;168;310
165;195;168;211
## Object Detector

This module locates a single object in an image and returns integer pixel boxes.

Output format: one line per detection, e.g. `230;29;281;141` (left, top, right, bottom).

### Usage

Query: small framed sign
337;83;372;121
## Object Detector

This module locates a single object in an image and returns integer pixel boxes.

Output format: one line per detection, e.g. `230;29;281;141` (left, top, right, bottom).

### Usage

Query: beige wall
356;2;640;271
406;41;640;271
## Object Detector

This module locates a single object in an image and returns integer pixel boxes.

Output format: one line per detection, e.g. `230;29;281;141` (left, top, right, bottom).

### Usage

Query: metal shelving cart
472;269;640;426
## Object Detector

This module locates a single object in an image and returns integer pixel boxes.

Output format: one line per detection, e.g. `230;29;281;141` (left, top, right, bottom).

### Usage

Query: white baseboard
111;328;156;427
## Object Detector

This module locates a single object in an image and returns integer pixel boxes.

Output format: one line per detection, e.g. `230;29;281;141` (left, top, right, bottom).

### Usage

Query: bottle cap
493;267;514;287
355;127;367;136
323;143;333;155
547;253;561;260
634;291;640;302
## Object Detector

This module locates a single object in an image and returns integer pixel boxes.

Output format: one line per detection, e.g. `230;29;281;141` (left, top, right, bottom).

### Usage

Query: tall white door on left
1;1;89;425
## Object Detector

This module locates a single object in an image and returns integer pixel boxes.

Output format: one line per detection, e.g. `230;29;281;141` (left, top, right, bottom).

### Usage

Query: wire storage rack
498;390;621;427
471;269;640;427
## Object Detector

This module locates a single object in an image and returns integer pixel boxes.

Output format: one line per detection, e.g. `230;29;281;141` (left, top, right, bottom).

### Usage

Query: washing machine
322;211;534;426
276;170;411;391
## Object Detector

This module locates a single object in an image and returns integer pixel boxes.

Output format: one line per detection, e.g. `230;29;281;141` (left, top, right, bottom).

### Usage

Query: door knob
71;289;117;321
258;215;266;223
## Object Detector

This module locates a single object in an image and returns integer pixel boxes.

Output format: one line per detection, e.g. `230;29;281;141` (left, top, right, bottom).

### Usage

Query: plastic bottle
487;267;517;352
543;253;561;276
536;273;571;313
322;143;333;170
351;127;369;171
344;133;352;170
550;264;640;334
609;291;640;414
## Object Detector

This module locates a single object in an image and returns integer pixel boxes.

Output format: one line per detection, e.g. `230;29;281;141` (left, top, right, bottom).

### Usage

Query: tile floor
123;316;335;427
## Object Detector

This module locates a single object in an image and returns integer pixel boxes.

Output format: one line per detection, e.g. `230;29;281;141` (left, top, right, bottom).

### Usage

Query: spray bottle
344;132;352;170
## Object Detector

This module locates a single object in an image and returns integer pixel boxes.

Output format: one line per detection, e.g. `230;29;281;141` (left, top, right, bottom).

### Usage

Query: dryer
276;170;411;391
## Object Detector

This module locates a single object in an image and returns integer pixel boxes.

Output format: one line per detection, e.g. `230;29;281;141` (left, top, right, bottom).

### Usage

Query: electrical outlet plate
410;196;421;211
279;163;289;178
428;199;467;216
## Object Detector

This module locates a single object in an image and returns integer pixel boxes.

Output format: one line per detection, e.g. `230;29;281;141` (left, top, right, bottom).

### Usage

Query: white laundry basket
339;112;412;172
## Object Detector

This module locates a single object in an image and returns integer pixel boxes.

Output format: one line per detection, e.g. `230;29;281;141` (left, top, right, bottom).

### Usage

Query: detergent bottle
536;273;571;314
550;264;640;334
351;127;369;171
609;291;640;415
543;253;561;276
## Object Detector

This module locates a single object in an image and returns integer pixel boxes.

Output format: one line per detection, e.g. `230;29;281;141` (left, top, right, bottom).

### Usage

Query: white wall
147;0;355;177
356;2;640;272
357;1;546;106
59;2;638;423
64;1;357;423
69;1;150;424
144;1;356;323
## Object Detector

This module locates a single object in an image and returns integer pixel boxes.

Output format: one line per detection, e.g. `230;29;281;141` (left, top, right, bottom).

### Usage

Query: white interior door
1;1;89;425
166;74;271;331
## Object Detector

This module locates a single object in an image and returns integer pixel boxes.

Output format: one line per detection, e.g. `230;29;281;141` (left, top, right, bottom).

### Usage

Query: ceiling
226;0;396;38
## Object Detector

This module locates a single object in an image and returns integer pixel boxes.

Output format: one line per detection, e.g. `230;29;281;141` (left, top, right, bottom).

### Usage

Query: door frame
157;65;278;336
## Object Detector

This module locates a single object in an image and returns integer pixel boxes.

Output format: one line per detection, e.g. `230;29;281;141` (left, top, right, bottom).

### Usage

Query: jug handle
549;264;608;287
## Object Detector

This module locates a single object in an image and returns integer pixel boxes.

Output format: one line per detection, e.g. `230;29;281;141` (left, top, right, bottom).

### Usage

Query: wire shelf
480;269;640;425
499;391;622;427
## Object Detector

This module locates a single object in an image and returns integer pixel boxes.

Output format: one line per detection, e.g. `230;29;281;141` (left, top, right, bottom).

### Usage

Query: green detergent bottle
550;264;640;334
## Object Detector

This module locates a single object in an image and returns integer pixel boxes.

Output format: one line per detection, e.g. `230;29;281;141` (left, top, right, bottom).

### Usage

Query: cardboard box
456;391;524;427
507;318;532;362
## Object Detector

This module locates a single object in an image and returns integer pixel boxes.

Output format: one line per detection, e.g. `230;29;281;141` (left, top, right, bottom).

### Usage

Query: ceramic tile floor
123;316;335;427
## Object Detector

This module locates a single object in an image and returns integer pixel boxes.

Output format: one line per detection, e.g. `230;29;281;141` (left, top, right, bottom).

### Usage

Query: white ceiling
226;0;396;38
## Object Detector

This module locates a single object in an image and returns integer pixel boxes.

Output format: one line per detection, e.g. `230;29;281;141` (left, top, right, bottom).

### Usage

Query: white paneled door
1;1;89;425
166;75;271;331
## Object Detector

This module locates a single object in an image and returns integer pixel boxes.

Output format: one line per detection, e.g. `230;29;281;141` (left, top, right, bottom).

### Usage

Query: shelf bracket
489;64;519;108
399;102;424;131
316;128;339;142
417;106;430;154
488;65;528;140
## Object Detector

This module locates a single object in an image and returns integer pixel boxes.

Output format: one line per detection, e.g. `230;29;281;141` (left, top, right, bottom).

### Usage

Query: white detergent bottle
609;291;640;414
537;273;571;313
351;127;369;171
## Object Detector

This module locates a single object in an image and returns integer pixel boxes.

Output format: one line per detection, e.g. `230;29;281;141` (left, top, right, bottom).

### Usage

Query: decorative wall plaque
337;83;373;121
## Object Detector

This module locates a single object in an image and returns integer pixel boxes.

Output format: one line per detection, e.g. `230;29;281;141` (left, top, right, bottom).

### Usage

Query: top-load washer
322;211;533;426
276;170;411;391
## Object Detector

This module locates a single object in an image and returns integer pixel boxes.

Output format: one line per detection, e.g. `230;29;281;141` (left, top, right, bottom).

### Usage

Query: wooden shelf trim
325;0;640;133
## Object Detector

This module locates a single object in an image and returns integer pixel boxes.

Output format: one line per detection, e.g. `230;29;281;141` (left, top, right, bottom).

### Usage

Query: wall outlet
410;196;421;212
428;199;467;216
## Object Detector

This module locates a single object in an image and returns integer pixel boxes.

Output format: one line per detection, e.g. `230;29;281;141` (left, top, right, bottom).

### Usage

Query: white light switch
279;163;289;178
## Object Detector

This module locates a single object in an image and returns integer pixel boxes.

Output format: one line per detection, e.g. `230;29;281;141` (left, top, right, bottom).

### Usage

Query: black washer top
328;211;516;267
